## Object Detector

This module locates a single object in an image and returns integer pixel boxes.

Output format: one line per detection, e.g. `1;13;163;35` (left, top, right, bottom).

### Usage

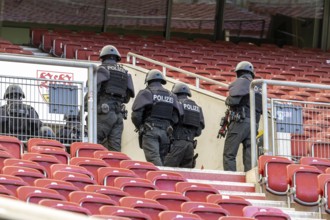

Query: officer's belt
148;122;169;129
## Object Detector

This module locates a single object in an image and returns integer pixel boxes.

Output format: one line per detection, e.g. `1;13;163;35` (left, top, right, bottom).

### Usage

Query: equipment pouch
101;103;110;114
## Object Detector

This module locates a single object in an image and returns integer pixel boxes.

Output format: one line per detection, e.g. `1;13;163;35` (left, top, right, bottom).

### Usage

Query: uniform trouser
97;110;124;152
164;139;194;168
142;126;170;166
223;120;252;172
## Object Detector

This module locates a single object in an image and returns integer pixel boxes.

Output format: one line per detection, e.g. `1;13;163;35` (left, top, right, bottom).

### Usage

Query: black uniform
0;100;42;140
96;59;135;151
131;81;181;166
223;73;262;172
164;94;205;168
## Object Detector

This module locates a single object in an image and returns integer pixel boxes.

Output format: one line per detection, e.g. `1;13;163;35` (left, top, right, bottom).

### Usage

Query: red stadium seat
119;160;159;178
53;170;97;190
159;211;201;220
114;177;158;198
63;42;82;59
318;173;330;214
0;135;24;158
38;199;92;215
17;186;66;204
119;196;167;220
2;165;45;185
144;190;190;211
27;138;65;152
0;174;28;195
0;185;15;197
99;206;151;220
84;185;129;204
69;191;117;214
181;201;229;220
175;182;219;202
286;164;323;207
4;159;47;177
30;146;70;164
146;170;187;191
243;206;291;220
308;139;330;159
207;194;252;216
22;153;61;177
97;167;137;186
258;155;293;195
70;142;107;157
70;157;109;178
94;151;131;167
34;178;79;200
300;156;330;173
0;151;15;169
50;164;94;180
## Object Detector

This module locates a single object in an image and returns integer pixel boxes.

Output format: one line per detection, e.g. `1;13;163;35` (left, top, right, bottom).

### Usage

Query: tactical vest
181;99;200;128
149;88;174;120
101;64;128;97
7;102;29;117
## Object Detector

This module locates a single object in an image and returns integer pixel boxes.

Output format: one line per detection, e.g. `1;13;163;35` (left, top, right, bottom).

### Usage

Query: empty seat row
258;155;330;213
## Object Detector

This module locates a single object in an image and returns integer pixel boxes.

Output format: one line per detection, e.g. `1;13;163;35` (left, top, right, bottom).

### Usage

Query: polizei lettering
183;103;200;112
153;94;174;103
105;64;126;73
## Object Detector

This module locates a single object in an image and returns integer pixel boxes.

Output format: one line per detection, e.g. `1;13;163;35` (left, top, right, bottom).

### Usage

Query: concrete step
20;45;51;57
159;166;246;182
187;178;255;192
220;190;266;200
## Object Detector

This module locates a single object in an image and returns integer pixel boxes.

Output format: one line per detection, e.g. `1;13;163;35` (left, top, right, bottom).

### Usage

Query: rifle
217;109;230;139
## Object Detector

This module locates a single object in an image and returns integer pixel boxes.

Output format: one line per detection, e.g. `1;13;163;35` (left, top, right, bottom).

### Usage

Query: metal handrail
126;52;229;89
250;79;330;168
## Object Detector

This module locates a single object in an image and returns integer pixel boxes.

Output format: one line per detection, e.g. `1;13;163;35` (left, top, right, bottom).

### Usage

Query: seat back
94;151;131;167
146;170;186;191
70;142;107;157
27;138;65;151
53;170;97;190
258;155;293;195
145;190;190;211
50;164;94;180
69;191;117;215
120;160;159;178
30;146;70;164
2;165;45;185
300;156;330;173
70;157;109;178
22;153;61;177
17;186;66;204
114;177;158;197
39;199;92;215
243;206;291;220
119;196;167;220
34;178;79;200
175;182;219;202
0;135;24;158
4;158;47;177
97;167;137;186
99;205;151;220
181;201;229;220
207;194;251;216
287;164;323;206
84;185;129;204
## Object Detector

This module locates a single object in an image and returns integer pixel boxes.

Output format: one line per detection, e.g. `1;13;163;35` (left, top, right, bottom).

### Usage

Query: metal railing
250;79;330;168
127;52;229;89
0;53;98;143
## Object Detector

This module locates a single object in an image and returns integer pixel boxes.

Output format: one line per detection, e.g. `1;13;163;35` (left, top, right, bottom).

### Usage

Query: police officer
164;83;205;168
222;61;262;172
0;84;42;140
39;126;56;138
95;45;135;151
57;114;84;144
131;69;182;166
